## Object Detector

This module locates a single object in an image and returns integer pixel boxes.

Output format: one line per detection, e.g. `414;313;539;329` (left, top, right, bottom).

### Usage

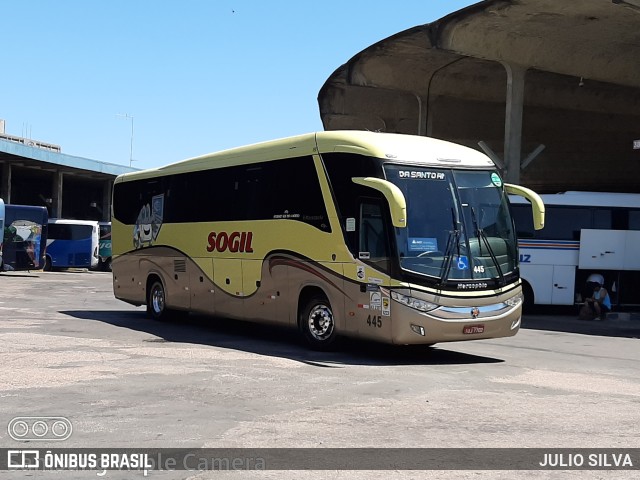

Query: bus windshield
384;165;517;285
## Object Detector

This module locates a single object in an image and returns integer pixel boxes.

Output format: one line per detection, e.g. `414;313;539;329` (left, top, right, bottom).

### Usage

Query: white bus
45;219;100;270
510;191;640;308
112;131;543;349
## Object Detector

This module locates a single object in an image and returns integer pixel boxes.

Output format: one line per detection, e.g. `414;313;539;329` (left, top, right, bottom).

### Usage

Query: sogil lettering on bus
206;231;254;253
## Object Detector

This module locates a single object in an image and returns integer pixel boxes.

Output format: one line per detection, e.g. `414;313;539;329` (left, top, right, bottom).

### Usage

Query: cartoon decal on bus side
133;194;164;249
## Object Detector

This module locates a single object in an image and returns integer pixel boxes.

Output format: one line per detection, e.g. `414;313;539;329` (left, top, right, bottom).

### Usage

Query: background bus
2;203;48;271
45;219;99;270
510;191;640;309
0;198;4;268
98;221;112;271
112;131;543;349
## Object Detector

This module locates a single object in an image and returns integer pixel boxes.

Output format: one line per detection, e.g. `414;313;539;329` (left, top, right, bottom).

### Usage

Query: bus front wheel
147;279;168;321
300;294;338;350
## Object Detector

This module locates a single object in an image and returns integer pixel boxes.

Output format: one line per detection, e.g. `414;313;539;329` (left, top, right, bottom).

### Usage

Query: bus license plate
463;324;484;334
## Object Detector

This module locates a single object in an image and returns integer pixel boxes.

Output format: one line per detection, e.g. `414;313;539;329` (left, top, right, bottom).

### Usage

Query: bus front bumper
389;293;523;345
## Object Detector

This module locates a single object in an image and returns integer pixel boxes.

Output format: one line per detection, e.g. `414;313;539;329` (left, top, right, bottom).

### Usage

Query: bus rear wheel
147;279;169;321
300;294;338;350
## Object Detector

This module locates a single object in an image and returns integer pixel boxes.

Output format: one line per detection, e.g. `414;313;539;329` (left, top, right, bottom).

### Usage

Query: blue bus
45;219;99;270
2;203;48;271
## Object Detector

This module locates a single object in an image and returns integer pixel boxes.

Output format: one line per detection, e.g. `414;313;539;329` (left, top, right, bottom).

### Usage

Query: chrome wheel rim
151;285;164;315
307;304;334;341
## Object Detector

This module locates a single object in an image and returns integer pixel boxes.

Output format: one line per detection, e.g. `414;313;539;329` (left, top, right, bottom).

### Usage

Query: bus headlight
391;291;438;312
504;292;523;308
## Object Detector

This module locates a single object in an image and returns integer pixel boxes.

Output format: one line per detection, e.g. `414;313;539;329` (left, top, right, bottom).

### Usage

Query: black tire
147;279;169;321
104;257;112;272
43;256;52;272
299;294;339;350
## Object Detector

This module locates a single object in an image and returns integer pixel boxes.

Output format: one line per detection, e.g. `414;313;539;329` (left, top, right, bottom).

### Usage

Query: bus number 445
367;315;382;328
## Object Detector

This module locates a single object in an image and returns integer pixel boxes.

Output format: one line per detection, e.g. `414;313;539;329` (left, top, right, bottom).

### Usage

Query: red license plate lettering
463;324;484;334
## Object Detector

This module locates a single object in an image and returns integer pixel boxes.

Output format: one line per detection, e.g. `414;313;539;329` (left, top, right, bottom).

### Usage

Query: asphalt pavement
522;308;640;339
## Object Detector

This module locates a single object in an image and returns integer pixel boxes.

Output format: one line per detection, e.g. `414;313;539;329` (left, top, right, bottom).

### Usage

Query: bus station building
0;121;135;221
318;0;640;194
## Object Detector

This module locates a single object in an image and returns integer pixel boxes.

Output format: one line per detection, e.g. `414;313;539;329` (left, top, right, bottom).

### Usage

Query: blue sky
1;1;475;170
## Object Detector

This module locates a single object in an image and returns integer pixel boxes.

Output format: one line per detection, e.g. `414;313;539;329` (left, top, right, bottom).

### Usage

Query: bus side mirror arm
505;183;546;230
352;177;407;228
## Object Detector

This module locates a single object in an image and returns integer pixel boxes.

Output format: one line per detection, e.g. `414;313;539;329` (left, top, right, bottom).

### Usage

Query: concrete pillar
102;180;112;221
52;171;63;218
502;62;527;184
416;94;427;136
1;163;11;203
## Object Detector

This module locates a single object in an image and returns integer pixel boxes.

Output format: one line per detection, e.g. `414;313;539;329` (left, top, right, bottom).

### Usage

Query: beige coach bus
111;131;544;349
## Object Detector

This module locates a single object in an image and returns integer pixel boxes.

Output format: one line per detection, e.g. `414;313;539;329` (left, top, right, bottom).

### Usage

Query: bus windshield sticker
356;265;365;279
408;237;438;252
359;252;370;260
346;217;356;232
455;255;469;270
490;172;502;187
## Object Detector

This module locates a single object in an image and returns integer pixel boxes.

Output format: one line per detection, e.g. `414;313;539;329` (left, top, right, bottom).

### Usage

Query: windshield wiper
438;208;461;287
470;207;505;286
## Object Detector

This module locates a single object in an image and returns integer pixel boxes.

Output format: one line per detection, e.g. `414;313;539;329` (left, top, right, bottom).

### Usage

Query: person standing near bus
586;281;611;320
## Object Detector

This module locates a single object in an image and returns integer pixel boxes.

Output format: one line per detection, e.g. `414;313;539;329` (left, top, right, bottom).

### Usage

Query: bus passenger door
355;199;393;340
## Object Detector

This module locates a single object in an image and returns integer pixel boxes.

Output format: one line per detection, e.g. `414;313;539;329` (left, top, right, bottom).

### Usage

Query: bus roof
48;218;99;226
6;204;47;212
509;191;640;208
115;131;495;183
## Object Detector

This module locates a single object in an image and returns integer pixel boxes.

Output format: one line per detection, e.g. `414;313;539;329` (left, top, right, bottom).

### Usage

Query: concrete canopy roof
0;139;136;180
318;0;640;193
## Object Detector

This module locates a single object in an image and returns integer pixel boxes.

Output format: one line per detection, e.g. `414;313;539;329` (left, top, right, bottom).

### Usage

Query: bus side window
359;200;390;272
629;210;640;230
510;204;535;239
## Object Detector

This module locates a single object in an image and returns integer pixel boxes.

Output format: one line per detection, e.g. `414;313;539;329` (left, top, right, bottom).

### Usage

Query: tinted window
629;210;640;230
113;156;330;231
322;153;384;253
510;204;535;239
511;204;640;238
538;207;591;240
48;224;93;240
593;209;612;229
322;153;383;220
113;177;166;224
359;200;390;272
